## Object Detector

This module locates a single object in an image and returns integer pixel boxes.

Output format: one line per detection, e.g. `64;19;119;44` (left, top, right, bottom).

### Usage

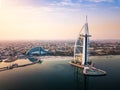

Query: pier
0;59;41;72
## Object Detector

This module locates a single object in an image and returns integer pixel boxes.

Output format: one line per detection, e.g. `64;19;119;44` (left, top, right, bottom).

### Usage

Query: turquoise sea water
0;55;120;90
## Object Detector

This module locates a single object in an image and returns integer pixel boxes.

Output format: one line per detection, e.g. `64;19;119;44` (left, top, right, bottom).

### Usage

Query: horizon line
0;39;120;41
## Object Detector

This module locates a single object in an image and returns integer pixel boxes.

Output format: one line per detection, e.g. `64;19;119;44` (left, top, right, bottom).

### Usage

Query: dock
69;61;106;76
69;62;84;68
0;59;41;72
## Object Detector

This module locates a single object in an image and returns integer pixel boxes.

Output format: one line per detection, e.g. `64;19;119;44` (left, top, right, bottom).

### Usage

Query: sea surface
0;55;120;90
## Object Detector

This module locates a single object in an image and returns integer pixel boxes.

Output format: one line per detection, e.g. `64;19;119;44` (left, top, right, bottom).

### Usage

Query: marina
0;58;42;72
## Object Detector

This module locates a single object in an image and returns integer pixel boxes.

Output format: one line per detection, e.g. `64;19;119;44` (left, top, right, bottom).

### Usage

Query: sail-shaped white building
70;16;106;76
74;16;91;65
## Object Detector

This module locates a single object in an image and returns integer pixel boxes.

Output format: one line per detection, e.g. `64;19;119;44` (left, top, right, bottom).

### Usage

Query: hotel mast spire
86;16;87;23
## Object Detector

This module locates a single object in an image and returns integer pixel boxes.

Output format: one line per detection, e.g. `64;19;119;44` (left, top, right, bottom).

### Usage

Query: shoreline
0;59;41;72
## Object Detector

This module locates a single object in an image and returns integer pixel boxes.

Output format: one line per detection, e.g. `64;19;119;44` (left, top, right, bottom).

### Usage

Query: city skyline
0;0;120;40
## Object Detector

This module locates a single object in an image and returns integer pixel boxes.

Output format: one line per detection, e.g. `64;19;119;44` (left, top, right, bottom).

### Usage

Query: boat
69;16;106;76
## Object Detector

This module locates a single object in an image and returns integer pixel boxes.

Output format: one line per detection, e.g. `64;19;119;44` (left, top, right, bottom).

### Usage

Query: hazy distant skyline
0;0;120;40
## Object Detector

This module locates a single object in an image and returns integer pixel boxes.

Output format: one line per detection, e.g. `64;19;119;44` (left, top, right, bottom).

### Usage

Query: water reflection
74;67;89;90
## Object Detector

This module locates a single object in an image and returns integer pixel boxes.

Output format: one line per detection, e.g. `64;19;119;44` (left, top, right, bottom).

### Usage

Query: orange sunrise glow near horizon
0;0;120;40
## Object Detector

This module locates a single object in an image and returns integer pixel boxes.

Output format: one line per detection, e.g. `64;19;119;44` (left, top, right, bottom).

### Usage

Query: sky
0;0;120;40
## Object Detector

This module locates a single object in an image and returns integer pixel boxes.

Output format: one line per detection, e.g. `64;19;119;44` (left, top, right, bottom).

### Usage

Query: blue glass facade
27;47;49;56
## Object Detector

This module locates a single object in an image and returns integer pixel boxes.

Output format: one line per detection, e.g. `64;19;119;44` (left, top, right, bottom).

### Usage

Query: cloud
88;0;113;3
42;0;116;11
47;0;77;7
0;0;120;40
